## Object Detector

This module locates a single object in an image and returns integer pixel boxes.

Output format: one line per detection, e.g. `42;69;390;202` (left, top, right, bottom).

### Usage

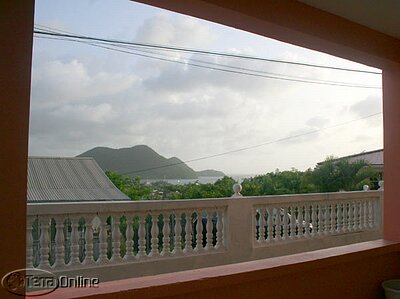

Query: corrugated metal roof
28;157;130;202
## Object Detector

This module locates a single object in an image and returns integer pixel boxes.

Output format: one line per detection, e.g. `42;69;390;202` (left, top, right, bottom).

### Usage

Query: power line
32;25;383;176
33;28;381;75
33;25;382;88
34;35;382;89
120;112;382;176
69;39;382;88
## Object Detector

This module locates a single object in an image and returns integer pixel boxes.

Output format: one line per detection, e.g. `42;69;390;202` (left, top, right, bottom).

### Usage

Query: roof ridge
29;156;95;160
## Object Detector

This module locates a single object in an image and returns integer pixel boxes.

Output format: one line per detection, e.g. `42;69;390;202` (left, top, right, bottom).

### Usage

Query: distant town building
27;157;130;202
318;149;383;172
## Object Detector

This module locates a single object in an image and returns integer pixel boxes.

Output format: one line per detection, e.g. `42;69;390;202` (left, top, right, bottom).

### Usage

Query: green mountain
77;145;224;179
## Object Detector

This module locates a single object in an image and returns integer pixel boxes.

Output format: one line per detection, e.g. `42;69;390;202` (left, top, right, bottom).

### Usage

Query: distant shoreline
141;174;255;185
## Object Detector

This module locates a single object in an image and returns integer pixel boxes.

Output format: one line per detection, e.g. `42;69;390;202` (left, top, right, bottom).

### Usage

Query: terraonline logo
1;268;99;296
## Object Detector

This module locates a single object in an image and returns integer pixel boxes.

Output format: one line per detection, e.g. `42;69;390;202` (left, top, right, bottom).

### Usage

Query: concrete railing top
27;190;383;216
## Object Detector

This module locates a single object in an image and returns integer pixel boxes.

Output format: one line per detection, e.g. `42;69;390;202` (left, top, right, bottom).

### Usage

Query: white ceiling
298;0;400;39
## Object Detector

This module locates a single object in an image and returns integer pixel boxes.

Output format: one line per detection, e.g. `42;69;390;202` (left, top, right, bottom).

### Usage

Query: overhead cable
120;112;382;176
34;35;382;89
33;28;381;75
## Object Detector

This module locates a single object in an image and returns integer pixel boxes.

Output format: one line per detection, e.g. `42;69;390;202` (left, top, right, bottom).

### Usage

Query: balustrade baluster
346;202;352;231
70;217;80;266
216;208;224;248
124;215;134;260
290;206;295;239
259;209;266;242
150;213;160;257
362;201;367;229
275;208;281;240
368;200;374;229
99;215;109;263
205;209;214;249
375;198;380;228
356;202;361;230
173;212;182;254
343;203;349;232
354;202;359;230
111;215;122;262
304;205;310;238
298;206;303;238
254;209;259;241
354;201;360;231
184;211;193;253
26;217;34;268
361;201;366;229
336;203;342;231
317;204;323;236
311;204;317;237
265;207;272;241
54;216;65;268
195;210;203;251
283;207;289;240
138;214;147;258
325;204;331;235
39;217;51;269
358;201;363;230
83;216;94;265
352;202;358;231
331;203;337;233
162;213;171;256
376;198;381;228
350;202;354;231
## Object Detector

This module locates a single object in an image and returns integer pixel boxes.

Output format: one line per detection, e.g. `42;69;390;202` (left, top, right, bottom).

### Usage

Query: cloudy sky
30;0;383;175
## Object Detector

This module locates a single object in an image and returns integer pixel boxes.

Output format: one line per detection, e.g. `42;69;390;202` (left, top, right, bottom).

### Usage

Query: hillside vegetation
78;145;224;179
106;157;380;200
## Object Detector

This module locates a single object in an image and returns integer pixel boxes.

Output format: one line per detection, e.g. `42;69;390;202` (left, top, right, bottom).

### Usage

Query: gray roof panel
27;157;130;202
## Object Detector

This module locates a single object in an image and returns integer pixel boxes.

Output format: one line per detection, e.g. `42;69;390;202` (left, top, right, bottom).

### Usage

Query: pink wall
0;1;34;298
40;241;400;299
383;67;400;240
1;1;400;298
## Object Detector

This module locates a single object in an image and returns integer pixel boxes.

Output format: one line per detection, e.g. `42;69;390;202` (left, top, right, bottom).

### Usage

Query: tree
312;157;378;192
105;171;152;200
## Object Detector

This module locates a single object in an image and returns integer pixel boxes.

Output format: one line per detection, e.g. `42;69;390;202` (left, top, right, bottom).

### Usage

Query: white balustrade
27;190;382;281
254;191;382;247
28;199;226;272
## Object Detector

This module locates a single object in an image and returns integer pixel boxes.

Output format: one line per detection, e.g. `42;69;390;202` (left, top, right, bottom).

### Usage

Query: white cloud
134;15;216;48
29;4;383;174
31;59;138;108
306;116;330;128
350;94;382;116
